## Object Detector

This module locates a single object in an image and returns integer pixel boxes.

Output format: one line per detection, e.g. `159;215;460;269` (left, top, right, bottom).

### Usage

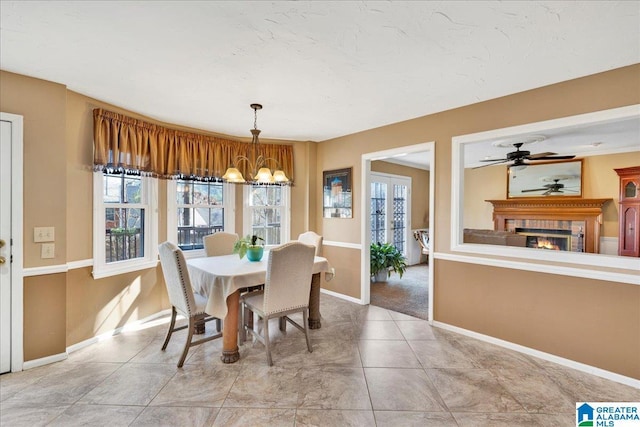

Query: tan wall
316;64;640;379
464;152;640;235
436;260;640;379
371;160;430;229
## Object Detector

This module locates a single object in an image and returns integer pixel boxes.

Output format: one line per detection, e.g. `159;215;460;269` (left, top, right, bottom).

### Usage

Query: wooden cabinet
615;166;640;257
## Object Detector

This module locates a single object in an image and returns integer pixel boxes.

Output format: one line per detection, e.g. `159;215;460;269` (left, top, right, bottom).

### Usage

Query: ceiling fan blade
529;155;576;161
527;152;556;159
479;158;508;162
521;187;548;192
472;159;509;169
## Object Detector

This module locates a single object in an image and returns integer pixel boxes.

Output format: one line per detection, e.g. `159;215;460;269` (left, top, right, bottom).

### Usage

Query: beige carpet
370;263;428;320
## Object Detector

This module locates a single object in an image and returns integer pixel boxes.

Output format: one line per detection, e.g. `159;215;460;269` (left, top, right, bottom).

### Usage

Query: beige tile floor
1;294;638;426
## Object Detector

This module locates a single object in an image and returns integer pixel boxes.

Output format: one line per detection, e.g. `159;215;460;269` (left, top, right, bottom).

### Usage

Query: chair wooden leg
216;318;222;332
161;307;177;351
177;317;195;368
303;309;312;353
239;301;246;345
279;317;286;332
264;317;272;366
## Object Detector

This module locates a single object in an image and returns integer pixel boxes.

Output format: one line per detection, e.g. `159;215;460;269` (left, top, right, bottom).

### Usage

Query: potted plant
370;242;407;281
233;234;265;261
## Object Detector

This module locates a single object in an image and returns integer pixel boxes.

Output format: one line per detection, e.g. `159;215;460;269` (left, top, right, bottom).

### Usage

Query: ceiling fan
521;178;579;196
476;142;576;169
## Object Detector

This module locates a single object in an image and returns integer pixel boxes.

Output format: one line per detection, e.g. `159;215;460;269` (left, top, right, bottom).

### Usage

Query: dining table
186;251;334;363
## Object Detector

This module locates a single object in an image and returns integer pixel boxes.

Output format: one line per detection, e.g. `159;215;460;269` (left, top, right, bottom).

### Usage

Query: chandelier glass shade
222;104;289;184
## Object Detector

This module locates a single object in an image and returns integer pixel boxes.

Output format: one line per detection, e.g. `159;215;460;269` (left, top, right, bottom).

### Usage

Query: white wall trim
432;321;640;389
67;259;93;270
323;240;362;250
1;112;24;373
23;264;69;277
320;288;364;305
22;352;68;371
435;252;640;285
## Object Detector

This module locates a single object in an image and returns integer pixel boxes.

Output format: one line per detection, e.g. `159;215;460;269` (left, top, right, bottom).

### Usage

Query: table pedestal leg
221;290;240;364
308;272;322;329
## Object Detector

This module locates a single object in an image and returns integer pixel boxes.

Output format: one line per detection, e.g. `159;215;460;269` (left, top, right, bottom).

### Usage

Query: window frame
92;171;158;279
166;180;235;258
243;184;290;248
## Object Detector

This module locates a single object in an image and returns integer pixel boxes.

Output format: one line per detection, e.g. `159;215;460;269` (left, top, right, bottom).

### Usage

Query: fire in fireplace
515;228;572;251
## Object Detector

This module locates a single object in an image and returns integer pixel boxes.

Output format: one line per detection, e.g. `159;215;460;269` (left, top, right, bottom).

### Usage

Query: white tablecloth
186;252;332;319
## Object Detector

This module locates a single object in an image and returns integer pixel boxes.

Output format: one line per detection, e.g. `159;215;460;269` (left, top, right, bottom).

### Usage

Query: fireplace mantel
486;198;612;253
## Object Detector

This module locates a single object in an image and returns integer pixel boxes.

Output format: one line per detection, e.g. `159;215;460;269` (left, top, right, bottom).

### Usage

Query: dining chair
240;241;316;366
158;241;223;367
203;232;239;257
297;230;323;256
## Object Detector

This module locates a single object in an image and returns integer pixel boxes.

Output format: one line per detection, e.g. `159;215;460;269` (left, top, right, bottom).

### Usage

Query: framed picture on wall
323;167;353;218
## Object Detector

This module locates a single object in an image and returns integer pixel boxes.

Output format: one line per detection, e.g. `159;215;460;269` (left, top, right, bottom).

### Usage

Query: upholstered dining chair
203;232;239;257
297;231;323;256
158;241;223;367
240;242;316;366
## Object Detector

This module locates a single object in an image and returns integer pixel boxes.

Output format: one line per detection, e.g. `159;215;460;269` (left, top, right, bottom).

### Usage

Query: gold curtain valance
93;108;294;182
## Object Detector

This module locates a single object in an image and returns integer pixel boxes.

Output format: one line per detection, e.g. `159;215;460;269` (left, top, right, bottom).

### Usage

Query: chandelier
222;103;289;184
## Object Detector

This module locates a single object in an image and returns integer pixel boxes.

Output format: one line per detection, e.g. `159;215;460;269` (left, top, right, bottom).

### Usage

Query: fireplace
487;198;611;254
515;228;573;251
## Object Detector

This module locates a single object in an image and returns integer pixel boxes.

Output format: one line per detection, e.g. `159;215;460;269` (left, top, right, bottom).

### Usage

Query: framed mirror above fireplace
451;104;640;277
507;159;583;199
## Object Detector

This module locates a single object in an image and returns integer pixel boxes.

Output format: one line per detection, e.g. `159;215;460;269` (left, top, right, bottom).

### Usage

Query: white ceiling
1;1;639;145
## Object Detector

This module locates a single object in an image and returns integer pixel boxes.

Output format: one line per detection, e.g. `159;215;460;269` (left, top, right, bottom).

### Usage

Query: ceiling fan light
222;167;245;183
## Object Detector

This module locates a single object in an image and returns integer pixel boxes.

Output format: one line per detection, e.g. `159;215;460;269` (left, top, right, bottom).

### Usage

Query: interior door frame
370;171;412;257
361;142;435;322
0;112;24;373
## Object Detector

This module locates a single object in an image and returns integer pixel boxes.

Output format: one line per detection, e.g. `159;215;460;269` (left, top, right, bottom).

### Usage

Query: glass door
371;173;411;255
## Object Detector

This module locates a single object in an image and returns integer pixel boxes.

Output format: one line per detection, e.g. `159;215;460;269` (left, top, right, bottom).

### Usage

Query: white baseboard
432;321;640;389
22;352;68;370
67;309;172;354
320;288;364;304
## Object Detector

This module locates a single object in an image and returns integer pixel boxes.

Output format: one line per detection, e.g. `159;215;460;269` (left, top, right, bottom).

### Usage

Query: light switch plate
34;227;55;242
41;243;55;259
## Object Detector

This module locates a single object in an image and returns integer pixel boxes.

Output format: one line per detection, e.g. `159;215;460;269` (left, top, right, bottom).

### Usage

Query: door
371;173;411;255
0;119;11;373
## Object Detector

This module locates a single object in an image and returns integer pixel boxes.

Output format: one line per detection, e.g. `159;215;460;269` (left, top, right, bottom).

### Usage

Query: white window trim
92;171;158;279
243;185;290;247
166;180;235;258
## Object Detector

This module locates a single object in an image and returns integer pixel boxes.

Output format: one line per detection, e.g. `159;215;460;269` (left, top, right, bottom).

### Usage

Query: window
167;180;235;253
93;171;158;279
243;184;290;246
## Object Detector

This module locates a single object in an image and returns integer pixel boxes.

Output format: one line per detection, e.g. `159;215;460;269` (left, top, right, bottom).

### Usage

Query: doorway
0;112;24;374
360;142;434;322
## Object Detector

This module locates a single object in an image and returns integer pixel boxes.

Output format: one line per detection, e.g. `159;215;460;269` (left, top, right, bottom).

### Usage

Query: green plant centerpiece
233;234;265;261
370;242;407;281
